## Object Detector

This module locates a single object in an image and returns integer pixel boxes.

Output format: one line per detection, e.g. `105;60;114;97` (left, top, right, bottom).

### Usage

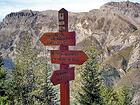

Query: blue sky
0;0;140;21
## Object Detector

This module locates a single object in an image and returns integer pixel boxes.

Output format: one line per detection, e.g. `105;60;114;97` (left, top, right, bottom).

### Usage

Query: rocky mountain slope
0;1;140;104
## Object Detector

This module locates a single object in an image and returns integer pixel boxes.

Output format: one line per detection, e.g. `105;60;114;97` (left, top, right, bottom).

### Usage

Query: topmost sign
39;32;76;46
58;8;68;32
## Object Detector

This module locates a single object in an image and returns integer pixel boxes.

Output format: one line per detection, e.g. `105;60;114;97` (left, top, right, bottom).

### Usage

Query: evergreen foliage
101;86;120;105
118;87;133;105
43;62;59;105
0;33;134;105
100;85;133;105
11;32;58;105
0;54;8;104
78;49;103;105
77;48;133;105
0;68;8;105
0;55;15;105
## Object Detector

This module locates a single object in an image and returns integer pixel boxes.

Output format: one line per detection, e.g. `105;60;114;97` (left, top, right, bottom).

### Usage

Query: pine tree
100;86;120;105
30;56;58;105
43;62;58;105
0;69;5;95
117;86;133;105
13;32;58;105
0;67;7;105
100;85;133;105
0;54;7;104
13;32;37;105
78;49;103;105
122;88;132;105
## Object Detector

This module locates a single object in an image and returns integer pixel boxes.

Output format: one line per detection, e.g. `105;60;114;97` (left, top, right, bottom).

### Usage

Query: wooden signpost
40;8;88;105
50;67;75;85
51;50;88;64
40;32;76;46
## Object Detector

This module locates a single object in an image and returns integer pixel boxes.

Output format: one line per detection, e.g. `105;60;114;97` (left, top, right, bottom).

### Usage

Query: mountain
0;1;140;104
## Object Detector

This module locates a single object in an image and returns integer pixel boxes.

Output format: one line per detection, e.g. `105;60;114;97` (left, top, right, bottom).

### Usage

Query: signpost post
58;8;70;105
40;8;88;105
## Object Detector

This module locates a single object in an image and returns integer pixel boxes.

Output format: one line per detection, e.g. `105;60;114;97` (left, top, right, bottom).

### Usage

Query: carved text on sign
50;67;74;85
59;13;64;20
51;50;88;64
39;32;76;46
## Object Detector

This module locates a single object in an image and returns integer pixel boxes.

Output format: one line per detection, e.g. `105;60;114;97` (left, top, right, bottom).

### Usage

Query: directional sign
50;68;75;85
39;32;76;46
39;8;89;105
51;50;88;65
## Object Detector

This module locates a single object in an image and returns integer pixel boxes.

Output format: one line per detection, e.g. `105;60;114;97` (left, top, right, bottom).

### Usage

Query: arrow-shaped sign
50;67;75;85
51;50;88;65
39;32;76;46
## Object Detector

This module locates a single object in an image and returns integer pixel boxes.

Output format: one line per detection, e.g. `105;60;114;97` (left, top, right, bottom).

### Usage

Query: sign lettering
51;50;88;65
59;13;64;20
39;32;76;46
50;67;74;85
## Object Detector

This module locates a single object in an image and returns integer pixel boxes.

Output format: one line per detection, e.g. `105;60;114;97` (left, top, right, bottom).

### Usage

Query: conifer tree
13;32;58;105
118;86;133;105
0;67;7;105
13;32;37;105
100;84;133;105
30;56;58;105
43;62;58;105
0;54;7;104
78;49;103;105
0;54;15;105
100;86;120;105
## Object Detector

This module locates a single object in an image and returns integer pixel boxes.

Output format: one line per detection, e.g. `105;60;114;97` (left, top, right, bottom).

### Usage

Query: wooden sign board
39;32;76;46
51;50;88;65
50;67;75;85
